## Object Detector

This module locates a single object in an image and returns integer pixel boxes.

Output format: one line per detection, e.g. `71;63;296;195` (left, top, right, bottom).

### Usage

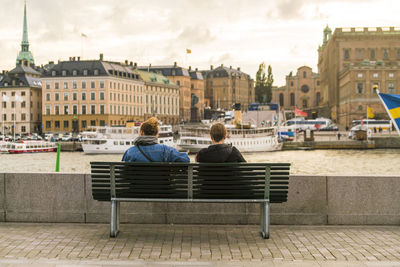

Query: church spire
16;0;34;66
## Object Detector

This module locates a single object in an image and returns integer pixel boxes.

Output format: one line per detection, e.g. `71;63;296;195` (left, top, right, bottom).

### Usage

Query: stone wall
0;173;399;225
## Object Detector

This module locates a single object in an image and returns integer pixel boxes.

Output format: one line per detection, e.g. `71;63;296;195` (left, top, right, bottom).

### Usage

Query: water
0;149;399;175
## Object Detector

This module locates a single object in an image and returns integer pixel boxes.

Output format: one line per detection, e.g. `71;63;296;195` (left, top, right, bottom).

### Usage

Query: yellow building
189;67;205;121
41;55;145;133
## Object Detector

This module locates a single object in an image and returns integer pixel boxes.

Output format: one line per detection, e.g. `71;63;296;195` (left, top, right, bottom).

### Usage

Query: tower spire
16;0;34;66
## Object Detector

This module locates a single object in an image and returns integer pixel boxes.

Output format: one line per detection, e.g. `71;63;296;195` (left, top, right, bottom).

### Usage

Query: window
81;105;86;115
82;81;86;89
73;92;77;101
11;92;15;96
11;114;14;120
64;105;69;115
91;81;95;88
73;105;78;114
45;105;50;115
55;93;59;101
302;99;307;108
290;93;295;106
372;82;379;93
384;49;389;59
46;121;51;128
21;113;26;121
55;121;60;128
357;49;363;60
55;82;59;89
100;104;105;114
72;70;77;76
100;91;105;100
11;101;15;108
290;81;294;87
91;104;96;114
279;93;284;107
176;80;180;86
62;70;67;76
389;73;394;78
316;92;321;106
21;126;26;132
91;91;95;100
63;120;69;129
46;93;50;101
63;82;68;89
81;120;87;129
55;105;60;115
52;71;56;77
388;82;395;93
317;80;320;86
73;81;77;89
81;92;86;101
397;49;400;59
83;69;88;76
63;92;68;101
100;81;104;88
94;69;99;75
301;85;309;93
344;49;350;60
370;49;375;59
46;83;50;89
357;73;363;78
357;83;363;94
373;73;378;78
90;120;96;126
100;120;105;126
303;71;306;78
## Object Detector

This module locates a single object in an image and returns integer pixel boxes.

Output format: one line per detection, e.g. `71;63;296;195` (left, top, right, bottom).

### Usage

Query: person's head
210;123;227;144
140;117;159;136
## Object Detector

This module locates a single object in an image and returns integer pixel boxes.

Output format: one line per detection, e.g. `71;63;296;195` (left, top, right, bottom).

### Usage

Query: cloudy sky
0;0;399;85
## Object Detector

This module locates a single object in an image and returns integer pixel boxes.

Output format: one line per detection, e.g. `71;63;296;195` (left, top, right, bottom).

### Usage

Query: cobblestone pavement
0;223;399;266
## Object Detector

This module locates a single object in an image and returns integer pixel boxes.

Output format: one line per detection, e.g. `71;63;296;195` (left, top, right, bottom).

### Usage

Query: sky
0;0;399;85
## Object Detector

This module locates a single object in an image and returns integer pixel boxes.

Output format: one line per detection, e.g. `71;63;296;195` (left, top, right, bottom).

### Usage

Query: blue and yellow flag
377;92;400;135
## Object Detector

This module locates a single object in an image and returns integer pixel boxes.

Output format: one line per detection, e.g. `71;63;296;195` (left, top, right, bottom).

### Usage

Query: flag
15;94;23;103
367;106;374;118
295;108;307;117
377;91;400;135
81;33;87;38
186;48;191;54
2;94;10;102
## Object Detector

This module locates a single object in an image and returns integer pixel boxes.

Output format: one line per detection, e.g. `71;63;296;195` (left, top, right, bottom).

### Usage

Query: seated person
196;122;246;163
122;117;189;162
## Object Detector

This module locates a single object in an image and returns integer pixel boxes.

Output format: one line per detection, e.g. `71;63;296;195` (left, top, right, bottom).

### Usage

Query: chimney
77;57;80;61
125;60;128;65
210;65;213;70
174;62;177;67
99;53;104;61
237;67;241;71
69;57;72;61
129;61;133;66
221;64;224;67
189;66;192;71
134;62;137;68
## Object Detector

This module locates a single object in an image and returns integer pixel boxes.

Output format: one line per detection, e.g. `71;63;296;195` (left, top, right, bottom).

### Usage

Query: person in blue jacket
122;117;189;162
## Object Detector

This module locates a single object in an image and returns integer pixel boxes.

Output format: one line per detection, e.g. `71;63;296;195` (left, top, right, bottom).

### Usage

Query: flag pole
376;90;400;136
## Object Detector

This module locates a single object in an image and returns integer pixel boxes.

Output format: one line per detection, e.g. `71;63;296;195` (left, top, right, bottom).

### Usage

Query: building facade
133;69;180;125
201;65;254;111
41;55;145;133
189;67;205;121
0;1;42;135
138;63;192;122
318;26;400;126
272;66;321;115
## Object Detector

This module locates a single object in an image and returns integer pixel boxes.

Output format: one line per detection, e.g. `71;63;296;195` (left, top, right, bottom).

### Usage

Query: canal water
0;149;399;175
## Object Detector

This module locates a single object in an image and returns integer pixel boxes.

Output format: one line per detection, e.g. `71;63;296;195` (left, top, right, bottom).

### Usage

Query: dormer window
52;71;56;77
83;69;88;76
94;69;99;75
72;70;77;76
62;70;67;76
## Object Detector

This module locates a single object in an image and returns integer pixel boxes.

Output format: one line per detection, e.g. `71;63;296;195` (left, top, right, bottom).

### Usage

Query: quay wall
0;173;399;225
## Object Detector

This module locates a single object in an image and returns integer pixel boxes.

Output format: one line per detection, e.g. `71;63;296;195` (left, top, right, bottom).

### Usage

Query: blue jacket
122;144;190;162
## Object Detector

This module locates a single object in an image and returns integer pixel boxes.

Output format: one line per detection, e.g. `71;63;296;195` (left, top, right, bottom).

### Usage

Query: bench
90;162;291;239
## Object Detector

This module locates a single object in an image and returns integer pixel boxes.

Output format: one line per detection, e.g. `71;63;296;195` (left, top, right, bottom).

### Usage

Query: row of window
45;91;105;102
45;80;146;92
278;92;321;108
45;104;105;115
355;82;395;94
343;48;400;60
356;72;395;79
46;81;104;90
2;101;40;109
45;119;103;129
1;113;40;121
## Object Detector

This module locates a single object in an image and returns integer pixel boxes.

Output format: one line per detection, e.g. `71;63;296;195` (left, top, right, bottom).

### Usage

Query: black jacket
196;144;246;163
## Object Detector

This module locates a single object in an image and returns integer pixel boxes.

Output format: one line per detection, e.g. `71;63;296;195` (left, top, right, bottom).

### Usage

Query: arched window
303;71;306;78
279;93;284;106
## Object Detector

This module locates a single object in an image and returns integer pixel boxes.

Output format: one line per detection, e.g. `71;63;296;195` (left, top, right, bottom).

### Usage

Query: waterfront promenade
0;223;399;266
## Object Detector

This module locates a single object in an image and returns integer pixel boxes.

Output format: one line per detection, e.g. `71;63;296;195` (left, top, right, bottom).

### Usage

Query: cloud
178;26;215;45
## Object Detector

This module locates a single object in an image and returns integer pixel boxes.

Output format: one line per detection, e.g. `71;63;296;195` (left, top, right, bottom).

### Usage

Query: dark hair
140;117;159;136
210;123;227;142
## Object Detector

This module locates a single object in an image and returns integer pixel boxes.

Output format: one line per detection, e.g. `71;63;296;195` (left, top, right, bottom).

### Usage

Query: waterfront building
189;67;205;121
41;55;145;133
201;64;255;111
132;69;180;125
272;66;321;116
0;1;42;135
138;63;192;122
318;25;400;127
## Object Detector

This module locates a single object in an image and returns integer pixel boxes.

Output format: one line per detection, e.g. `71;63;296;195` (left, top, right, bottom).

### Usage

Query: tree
254;62;267;103
266;65;274;103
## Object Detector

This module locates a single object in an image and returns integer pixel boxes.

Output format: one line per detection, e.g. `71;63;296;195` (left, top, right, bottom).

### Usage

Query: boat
81;125;175;154
3;141;57;154
177;124;282;153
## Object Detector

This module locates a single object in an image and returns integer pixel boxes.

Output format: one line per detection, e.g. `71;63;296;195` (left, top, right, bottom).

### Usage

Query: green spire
16;0;34;66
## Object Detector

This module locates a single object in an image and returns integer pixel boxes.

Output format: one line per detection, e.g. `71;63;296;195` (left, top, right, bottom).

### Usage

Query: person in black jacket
196;122;246;163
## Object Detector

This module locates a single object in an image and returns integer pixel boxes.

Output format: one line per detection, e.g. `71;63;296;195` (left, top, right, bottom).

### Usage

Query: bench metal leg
116;201;120;233
260;201;270;239
110;200;119;237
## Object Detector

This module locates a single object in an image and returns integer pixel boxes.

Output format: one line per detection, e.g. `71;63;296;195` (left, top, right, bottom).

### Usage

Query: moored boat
5;141;57;154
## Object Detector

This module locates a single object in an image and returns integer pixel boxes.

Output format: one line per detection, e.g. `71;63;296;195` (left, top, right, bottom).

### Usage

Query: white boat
3;141;57;154
81;125;175;154
177;125;282;153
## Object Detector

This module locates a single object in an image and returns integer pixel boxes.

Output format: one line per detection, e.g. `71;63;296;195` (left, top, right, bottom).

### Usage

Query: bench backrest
90;162;290;203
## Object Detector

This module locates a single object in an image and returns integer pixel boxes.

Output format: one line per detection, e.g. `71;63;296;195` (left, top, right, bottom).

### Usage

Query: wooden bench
90;162;290;239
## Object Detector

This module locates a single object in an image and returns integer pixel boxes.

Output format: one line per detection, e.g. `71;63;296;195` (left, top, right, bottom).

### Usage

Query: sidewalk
0;223;399;266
